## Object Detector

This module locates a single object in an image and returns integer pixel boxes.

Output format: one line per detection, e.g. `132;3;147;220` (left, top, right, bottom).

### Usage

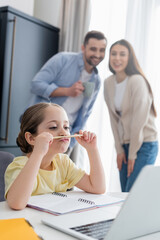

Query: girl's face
109;44;129;74
37;106;71;153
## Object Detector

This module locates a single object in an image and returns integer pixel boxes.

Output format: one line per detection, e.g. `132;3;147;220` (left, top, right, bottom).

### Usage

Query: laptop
42;165;160;240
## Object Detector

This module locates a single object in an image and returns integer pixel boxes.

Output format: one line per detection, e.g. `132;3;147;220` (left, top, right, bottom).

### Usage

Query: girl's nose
59;128;68;136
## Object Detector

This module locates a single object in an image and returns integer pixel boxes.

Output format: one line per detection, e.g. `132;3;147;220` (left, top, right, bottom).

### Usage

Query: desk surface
1;192;160;240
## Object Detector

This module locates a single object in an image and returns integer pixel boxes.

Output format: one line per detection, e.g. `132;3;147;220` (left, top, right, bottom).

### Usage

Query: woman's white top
114;77;128;113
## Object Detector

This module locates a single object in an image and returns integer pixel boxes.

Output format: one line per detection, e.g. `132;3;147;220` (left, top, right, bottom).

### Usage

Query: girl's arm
75;130;106;194
6;132;53;210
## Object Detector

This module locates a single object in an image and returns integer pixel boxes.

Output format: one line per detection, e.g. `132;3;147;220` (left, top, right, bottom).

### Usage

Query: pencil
53;134;83;139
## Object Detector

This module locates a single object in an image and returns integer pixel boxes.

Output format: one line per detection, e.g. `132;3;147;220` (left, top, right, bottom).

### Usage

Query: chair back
0;151;14;201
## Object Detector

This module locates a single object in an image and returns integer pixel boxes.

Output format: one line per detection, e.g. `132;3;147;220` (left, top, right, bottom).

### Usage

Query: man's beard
85;56;103;67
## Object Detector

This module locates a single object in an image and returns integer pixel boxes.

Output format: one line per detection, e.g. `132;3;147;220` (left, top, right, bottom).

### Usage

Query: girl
5;103;106;209
104;39;158;192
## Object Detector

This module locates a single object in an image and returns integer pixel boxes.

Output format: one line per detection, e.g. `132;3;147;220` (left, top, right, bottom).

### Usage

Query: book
27;191;124;216
0;218;42;240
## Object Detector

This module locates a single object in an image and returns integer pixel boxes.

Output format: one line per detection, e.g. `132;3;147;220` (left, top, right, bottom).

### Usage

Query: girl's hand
117;152;127;171
33;132;53;156
75;130;97;150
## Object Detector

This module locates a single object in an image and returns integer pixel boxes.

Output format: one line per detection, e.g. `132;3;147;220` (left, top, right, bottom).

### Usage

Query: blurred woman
104;39;158;192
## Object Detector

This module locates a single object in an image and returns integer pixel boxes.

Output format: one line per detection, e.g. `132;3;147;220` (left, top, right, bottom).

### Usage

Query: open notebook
27;191;124;215
42;165;160;240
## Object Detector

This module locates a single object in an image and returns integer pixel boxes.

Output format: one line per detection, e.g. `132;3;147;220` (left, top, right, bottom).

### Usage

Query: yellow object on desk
0;218;41;240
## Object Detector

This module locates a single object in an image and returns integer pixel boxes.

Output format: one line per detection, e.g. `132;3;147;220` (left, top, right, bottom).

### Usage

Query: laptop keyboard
70;219;114;240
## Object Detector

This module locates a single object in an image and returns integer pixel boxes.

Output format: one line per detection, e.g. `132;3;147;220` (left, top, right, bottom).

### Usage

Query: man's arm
50;81;84;97
31;53;64;100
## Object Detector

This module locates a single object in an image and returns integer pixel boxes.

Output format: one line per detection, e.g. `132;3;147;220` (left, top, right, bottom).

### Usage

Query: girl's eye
64;126;70;130
49;126;57;130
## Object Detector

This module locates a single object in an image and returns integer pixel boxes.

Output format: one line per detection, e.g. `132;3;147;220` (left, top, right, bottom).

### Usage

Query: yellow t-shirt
5;153;85;198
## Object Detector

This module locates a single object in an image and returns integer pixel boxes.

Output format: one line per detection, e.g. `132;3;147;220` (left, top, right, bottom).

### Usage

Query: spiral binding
52;192;67;197
78;198;95;205
52;193;95;205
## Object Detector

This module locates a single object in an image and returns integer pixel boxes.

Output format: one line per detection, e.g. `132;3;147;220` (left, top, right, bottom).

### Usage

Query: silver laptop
42;165;160;240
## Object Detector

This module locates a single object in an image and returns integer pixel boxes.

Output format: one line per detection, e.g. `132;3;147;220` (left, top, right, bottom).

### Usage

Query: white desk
1;193;160;240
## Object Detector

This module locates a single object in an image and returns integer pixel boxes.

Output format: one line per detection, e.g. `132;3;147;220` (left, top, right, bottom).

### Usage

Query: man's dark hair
83;30;107;46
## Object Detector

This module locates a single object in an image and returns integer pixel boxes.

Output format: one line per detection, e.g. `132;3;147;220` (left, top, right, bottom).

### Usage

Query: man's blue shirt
30;52;101;148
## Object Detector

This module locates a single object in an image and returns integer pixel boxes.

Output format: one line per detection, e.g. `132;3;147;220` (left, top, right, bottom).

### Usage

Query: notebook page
27;193;96;215
27;191;124;215
61;191;124;206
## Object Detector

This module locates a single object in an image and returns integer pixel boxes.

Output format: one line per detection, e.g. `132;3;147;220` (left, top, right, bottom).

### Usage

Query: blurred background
0;0;159;191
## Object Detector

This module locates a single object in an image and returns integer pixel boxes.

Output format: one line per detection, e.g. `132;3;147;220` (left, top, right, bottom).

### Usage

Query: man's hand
67;80;84;97
50;80;84;97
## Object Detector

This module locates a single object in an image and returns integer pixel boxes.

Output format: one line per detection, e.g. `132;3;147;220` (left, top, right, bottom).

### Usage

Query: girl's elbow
7;198;27;210
92;184;106;194
96;187;106;194
8;202;26;210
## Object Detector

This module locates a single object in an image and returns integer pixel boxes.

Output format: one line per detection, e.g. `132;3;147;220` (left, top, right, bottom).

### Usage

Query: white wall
34;0;63;28
0;0;34;15
0;0;62;27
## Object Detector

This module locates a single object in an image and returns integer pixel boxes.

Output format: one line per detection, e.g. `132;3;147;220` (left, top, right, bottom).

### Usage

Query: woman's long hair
109;39;157;117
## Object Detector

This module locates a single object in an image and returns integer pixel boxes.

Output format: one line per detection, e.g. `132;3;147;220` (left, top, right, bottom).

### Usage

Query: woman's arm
129;75;152;160
75;130;106;194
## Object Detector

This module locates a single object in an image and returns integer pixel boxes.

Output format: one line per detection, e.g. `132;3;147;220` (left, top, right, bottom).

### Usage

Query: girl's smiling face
37;105;71;153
